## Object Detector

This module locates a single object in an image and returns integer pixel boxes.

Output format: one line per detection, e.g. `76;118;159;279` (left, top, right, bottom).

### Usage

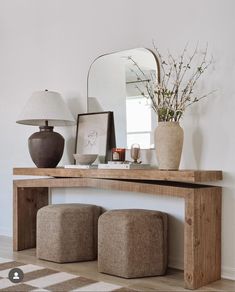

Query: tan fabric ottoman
37;203;102;263
98;209;168;278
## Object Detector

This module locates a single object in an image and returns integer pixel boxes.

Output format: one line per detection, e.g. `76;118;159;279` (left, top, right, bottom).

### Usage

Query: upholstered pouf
37;203;102;263
98;209;168;278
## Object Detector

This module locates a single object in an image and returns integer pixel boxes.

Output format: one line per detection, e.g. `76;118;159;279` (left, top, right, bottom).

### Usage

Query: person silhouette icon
13;272;19;280
8;268;24;283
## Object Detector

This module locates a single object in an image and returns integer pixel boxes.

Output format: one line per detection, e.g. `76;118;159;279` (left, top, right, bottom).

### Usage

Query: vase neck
158;121;180;125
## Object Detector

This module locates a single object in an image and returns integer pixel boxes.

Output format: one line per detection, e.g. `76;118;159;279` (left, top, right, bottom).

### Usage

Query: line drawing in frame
75;111;116;163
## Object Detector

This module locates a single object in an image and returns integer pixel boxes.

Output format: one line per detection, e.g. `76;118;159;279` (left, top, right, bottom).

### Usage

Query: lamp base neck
39;125;54;132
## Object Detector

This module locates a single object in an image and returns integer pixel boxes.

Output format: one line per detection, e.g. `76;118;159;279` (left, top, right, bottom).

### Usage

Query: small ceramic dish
73;154;98;165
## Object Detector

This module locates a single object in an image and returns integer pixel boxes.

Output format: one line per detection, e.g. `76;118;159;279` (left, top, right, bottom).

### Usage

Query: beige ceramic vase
154;122;184;170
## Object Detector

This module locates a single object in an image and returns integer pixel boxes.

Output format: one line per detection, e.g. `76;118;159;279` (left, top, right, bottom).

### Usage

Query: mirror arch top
87;48;161;149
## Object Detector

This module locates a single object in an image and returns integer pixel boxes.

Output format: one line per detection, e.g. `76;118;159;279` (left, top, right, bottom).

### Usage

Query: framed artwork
75;111;116;163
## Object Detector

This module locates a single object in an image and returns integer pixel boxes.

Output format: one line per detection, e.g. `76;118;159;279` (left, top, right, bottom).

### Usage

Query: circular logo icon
8;268;24;283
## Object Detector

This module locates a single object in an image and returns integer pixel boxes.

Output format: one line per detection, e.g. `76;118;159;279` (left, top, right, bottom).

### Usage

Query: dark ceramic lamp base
28;126;64;168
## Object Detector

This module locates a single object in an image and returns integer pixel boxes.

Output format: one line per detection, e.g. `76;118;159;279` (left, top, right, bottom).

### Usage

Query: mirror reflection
87;48;160;149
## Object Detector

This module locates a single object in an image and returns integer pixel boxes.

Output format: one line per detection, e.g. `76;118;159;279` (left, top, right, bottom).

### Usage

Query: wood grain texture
13;172;222;290
13;184;49;251
184;187;222;289
14;178;197;198
13;167;222;183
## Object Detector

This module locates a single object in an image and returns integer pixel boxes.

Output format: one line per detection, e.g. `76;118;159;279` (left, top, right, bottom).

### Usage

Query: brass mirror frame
86;48;161;150
86;47;161;110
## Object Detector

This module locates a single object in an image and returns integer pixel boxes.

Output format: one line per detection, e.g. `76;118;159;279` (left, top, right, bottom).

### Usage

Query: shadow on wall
168;214;184;269
66;136;76;164
219;172;235;273
182;105;204;169
62;188;185;270
190;105;203;169
190;90;219;169
181;85;221;170
65;95;84;163
67;95;84;118
192;121;203;169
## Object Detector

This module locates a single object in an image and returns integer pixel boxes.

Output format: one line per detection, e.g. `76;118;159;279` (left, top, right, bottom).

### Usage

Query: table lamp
16;90;75;168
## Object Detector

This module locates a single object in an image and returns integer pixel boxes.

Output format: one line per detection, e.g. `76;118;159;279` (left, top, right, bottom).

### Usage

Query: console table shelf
13;167;222;290
13;167;222;183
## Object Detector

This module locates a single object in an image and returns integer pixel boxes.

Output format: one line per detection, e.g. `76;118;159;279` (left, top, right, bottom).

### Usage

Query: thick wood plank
13;167;222;183
13;185;49;251
184;187;221;289
14;178;194;198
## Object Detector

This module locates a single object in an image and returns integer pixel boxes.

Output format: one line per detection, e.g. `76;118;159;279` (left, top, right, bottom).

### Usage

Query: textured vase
155;122;184;170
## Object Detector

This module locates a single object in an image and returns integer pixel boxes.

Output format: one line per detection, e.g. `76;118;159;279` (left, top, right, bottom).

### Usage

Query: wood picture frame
75;111;116;163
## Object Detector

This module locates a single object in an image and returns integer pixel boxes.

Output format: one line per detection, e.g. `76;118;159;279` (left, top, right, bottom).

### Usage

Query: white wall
0;0;234;280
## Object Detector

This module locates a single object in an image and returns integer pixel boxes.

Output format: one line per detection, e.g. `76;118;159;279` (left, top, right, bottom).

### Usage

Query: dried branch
126;43;214;122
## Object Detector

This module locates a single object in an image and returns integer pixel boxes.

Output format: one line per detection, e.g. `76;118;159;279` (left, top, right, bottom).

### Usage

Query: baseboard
0;228;12;237
222;266;235;280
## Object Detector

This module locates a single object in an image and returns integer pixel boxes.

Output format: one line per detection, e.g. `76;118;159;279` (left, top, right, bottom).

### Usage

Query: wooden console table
13;167;222;290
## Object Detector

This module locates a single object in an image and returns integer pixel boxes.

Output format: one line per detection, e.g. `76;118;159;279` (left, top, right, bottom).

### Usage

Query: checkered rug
0;257;134;291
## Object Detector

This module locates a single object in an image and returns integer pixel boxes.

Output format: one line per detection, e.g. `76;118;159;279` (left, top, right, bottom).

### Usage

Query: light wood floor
0;236;234;291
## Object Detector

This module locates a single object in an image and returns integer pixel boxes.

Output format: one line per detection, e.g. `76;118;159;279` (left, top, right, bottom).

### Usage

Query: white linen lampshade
16;90;75;126
16;90;75;168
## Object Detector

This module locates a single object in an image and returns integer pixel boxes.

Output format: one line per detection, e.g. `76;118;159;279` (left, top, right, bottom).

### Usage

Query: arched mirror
87;48;160;149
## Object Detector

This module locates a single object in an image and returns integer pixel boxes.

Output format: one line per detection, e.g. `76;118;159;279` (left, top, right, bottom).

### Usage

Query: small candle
112;148;126;161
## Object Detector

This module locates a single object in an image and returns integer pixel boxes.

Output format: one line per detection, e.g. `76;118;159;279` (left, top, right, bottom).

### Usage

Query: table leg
13;185;49;251
184;186;221;289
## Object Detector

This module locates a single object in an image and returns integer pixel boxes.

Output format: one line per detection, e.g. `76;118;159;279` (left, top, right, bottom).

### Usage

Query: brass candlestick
130;143;140;163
